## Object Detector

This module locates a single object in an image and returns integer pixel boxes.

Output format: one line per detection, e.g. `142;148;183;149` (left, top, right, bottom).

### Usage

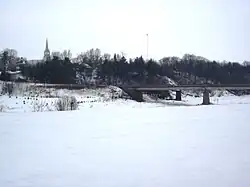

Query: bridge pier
176;90;182;101
202;89;210;105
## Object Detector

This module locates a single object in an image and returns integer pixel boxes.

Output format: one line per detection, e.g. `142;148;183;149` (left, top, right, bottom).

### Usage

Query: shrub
55;96;78;111
0;104;6;112
1;82;14;96
32;100;51;112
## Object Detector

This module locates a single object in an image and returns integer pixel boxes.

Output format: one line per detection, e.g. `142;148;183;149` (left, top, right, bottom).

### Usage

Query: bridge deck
123;84;250;91
29;83;250;91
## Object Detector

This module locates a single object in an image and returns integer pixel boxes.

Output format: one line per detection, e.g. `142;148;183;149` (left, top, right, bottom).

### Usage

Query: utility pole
146;33;149;60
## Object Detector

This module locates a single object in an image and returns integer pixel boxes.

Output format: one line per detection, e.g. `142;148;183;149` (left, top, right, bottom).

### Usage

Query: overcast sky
1;0;249;62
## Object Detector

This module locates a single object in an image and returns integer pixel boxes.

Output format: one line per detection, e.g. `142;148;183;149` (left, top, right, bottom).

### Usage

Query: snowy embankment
0;82;128;112
1;81;250;112
0;104;250;187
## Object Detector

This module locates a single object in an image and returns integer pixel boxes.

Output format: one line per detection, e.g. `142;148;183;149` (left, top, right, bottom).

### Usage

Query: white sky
1;0;250;62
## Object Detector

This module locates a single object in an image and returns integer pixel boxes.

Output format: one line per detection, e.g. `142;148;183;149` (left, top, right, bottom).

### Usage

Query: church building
27;38;51;65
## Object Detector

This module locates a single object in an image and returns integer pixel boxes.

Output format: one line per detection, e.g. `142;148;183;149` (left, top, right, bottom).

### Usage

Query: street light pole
146;33;149;60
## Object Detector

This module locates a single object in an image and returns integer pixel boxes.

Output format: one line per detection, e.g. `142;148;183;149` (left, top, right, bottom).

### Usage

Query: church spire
45;38;49;50
44;38;50;61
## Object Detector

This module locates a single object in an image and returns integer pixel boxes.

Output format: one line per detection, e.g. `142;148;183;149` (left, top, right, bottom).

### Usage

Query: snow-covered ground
2;92;250;113
0;102;250;187
1;82;250;187
2;93;250;113
0;84;127;112
1;82;249;112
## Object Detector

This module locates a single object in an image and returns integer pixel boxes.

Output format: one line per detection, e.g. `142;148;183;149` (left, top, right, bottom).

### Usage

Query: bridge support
202;89;210;105
176;90;182;101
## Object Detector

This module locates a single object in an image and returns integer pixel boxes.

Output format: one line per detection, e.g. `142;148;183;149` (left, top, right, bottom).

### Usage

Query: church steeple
44;38;50;61
45;38;49;51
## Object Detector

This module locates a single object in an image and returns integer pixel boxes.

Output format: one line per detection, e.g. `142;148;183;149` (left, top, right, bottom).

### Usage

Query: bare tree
51;51;61;59
84;48;101;62
103;53;111;60
243;61;250;66
77;48;102;68
62;49;72;60
0;49;19;71
0;51;8;72
121;51;127;58
76;52;87;64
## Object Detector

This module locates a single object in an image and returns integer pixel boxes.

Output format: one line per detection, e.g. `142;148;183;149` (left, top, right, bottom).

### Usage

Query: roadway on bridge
123;84;250;91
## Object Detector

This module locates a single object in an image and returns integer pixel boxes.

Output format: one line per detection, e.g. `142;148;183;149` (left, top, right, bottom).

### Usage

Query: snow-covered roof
6;70;21;75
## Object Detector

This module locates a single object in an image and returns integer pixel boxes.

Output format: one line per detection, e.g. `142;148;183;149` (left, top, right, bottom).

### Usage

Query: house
0;70;26;82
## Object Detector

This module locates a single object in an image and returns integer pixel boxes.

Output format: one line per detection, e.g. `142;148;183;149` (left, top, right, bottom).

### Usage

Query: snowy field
1;83;250;187
0;103;250;187
1;92;250;113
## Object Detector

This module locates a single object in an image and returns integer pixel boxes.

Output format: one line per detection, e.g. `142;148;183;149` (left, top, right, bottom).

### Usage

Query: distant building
7;70;24;81
26;59;43;65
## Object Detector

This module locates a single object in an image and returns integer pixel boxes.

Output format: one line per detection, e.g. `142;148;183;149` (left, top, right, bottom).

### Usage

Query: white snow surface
162;76;178;86
1;82;250;186
0;82;249;112
1;98;250;187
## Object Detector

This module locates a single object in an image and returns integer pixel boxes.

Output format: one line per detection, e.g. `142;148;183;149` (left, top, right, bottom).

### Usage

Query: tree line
1;48;250;85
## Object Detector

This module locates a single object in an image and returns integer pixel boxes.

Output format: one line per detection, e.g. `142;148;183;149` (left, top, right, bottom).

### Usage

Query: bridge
121;84;250;105
30;82;250;105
